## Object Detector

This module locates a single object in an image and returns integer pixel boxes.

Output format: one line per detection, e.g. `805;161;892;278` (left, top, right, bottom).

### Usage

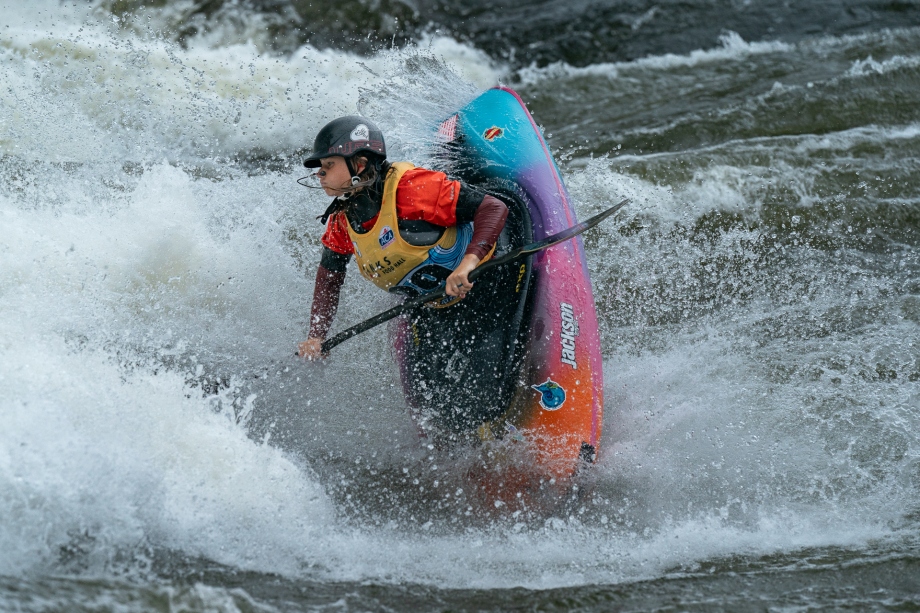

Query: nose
315;170;327;178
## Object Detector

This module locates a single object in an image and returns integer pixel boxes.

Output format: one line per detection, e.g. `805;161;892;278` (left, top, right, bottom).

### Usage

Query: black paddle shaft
316;198;630;354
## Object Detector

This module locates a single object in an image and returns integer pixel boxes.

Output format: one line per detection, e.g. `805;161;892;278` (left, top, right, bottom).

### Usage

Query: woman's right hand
298;337;325;361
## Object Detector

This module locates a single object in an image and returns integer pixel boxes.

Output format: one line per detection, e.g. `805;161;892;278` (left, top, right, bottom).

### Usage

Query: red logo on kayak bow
484;126;503;141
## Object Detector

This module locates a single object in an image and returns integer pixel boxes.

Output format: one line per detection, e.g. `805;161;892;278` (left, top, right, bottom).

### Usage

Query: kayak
392;87;604;509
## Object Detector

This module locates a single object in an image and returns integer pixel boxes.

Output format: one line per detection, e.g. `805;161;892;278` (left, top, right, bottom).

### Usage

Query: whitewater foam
517;31;792;86
2;1;918;593
1;1;501;165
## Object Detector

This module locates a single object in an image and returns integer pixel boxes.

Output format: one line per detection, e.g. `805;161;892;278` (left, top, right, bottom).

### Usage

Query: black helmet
303;116;386;168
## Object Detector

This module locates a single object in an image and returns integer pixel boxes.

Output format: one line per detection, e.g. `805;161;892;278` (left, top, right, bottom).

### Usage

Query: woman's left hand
446;254;480;298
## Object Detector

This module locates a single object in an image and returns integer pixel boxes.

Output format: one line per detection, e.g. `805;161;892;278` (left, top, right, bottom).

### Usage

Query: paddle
312;198;629;355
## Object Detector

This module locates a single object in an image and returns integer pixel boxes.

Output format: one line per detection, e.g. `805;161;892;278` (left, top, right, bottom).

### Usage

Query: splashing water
3;1;920;610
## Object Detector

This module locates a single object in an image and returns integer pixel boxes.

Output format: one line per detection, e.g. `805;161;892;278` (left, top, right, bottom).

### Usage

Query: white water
2;1;917;593
517;27;920;87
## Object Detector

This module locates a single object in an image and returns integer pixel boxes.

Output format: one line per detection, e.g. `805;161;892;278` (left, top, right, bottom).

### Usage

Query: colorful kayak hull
455;87;604;479
393;87;604;501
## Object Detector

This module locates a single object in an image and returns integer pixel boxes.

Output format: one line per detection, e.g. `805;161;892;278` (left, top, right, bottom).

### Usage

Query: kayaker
297;116;508;360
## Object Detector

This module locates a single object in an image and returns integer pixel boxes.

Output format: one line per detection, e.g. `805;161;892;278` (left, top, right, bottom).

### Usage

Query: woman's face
316;156;352;197
316;156;367;197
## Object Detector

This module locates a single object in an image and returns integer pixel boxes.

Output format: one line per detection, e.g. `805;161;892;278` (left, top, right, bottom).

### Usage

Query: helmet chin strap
346;157;360;185
336;156;361;199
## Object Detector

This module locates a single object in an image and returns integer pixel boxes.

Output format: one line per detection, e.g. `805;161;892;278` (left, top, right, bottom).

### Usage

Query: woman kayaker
297;116;508;360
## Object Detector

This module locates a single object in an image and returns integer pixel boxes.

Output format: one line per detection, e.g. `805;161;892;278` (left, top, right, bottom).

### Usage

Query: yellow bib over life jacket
345;162;495;306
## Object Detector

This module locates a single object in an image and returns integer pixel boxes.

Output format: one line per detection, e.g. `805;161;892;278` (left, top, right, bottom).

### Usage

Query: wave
87;0;920;70
3;115;915;590
1;160;915;589
848;52;920;77
514;26;920;168
518;31;793;85
515;26;920;92
0;2;500;166
0;322;332;578
3;0;920;595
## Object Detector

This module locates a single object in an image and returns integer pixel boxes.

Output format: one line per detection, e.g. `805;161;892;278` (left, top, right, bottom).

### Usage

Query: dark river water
3;0;920;610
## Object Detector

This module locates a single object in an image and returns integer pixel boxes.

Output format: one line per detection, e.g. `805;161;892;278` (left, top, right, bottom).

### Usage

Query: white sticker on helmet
350;124;370;141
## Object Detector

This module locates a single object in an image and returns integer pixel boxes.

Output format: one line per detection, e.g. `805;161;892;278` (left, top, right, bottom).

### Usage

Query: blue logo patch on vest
378;225;395;248
392;222;473;296
531;378;566;410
